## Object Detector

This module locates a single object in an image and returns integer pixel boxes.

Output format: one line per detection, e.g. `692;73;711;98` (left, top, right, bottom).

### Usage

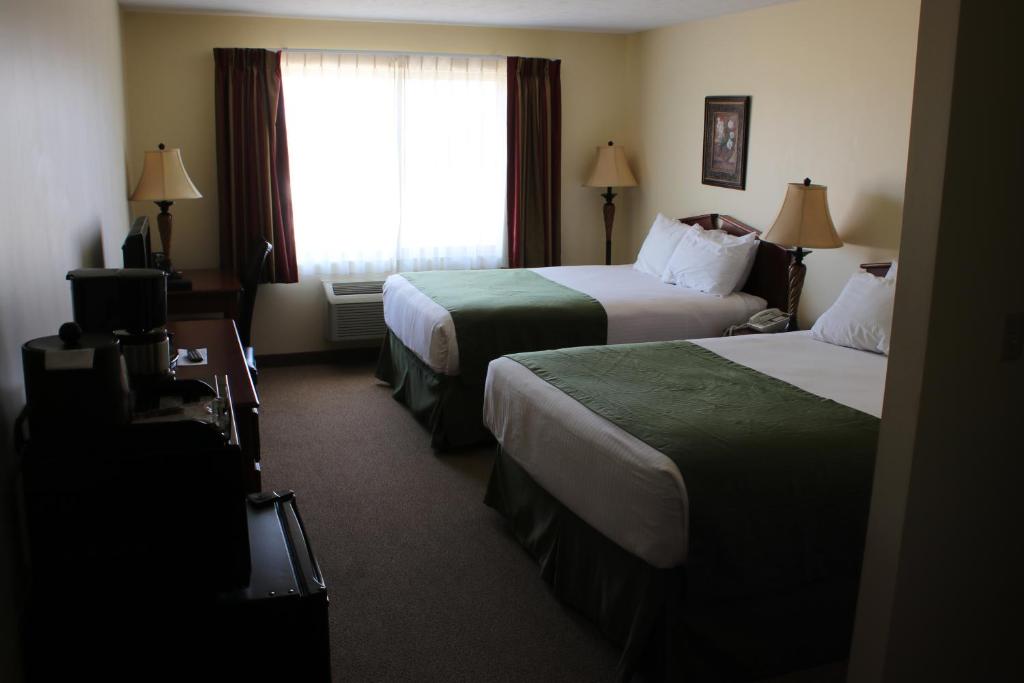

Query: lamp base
786;246;811;331
601;187;617;266
155;200;175;272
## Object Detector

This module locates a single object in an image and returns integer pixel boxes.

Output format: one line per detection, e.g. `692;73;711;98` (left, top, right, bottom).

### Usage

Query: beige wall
847;0;958;676
121;11;633;354
851;0;1024;679
0;1;130;679
626;0;920;326
122;1;921;352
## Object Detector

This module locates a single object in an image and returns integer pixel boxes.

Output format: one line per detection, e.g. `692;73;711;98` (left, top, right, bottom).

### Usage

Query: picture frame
702;96;751;190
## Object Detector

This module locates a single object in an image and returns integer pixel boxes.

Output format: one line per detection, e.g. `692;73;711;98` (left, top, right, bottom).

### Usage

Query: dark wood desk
169;318;261;492
168;269;241;320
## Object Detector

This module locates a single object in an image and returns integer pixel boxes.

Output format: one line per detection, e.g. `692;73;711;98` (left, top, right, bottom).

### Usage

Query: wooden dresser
168;318;261;492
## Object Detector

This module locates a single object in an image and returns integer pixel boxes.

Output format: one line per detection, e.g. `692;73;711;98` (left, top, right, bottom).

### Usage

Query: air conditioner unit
323;279;386;342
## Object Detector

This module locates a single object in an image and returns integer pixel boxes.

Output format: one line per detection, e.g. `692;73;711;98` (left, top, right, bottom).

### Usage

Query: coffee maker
66;268;173;395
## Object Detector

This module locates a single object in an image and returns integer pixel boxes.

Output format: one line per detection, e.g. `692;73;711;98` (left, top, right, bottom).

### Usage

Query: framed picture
702;96;751;190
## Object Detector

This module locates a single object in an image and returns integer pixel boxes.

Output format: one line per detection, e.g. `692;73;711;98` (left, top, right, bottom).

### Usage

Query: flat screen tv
122;216;152;268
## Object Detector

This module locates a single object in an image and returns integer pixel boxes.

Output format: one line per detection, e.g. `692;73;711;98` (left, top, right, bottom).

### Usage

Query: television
122;216;152;268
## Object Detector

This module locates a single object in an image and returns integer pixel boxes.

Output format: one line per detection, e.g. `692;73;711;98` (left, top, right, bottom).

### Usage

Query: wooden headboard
677;213;792;313
861;262;893;278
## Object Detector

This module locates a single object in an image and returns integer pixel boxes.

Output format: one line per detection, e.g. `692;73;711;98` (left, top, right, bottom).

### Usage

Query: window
282;51;507;276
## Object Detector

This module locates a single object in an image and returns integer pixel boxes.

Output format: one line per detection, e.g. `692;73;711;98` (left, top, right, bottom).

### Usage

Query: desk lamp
130;143;202;275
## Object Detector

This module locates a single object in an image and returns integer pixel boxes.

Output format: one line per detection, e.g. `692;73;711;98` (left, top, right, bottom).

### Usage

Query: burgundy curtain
214;48;298;283
506;57;562;268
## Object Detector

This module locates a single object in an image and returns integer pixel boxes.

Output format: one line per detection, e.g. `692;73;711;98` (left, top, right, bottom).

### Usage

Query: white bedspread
383;265;766;375
482;332;887;569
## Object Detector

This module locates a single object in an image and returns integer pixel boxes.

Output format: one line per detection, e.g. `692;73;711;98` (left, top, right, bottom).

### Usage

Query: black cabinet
21;438;330;682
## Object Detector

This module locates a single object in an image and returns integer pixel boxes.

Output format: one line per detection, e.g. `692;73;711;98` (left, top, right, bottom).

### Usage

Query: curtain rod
277;47;504;59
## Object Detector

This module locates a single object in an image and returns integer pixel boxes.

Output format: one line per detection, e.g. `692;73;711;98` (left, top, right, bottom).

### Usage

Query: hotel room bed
484;331;886;569
384;264;767;376
376;213;791;449
482;328;886;680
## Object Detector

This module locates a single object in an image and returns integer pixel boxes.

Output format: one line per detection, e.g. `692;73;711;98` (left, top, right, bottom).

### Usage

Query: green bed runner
400;269;607;385
509;341;880;606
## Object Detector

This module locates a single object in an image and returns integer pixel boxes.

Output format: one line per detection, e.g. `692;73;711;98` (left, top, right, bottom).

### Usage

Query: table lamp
762;178;843;330
585;141;638;265
130;143;202;274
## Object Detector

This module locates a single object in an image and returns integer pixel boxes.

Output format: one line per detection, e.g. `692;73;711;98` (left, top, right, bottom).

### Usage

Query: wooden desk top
169;269;241;295
168;319;258;410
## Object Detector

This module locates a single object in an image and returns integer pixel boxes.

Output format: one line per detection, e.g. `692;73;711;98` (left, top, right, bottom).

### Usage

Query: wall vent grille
331;281;384;296
323;280;387;342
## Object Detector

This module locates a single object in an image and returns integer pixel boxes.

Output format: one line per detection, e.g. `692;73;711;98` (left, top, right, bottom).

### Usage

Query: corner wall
627;0;920;325
850;0;1024;678
120;11;633;355
0;1;130;679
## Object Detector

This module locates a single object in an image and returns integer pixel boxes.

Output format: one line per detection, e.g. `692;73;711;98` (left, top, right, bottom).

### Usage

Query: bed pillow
633;214;693;278
660;228;759;296
811;272;896;354
885;260;898;280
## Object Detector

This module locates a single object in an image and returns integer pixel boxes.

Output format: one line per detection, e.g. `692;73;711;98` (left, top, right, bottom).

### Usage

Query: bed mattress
482;331;888;569
383;265;766;375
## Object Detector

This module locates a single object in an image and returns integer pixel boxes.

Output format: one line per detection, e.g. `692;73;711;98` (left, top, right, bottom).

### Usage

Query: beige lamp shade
130;145;202;201
763;179;842;249
585;142;638;188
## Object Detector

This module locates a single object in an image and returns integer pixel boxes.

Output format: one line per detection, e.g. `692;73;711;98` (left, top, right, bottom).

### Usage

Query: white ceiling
120;0;794;33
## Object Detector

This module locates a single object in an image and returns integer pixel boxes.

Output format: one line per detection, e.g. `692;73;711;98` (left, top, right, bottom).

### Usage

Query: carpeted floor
258;360;622;682
257;361;845;683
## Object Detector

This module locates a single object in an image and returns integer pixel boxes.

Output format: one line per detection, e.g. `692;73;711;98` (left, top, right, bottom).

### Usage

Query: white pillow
634;214;693;278
811;272;896;354
885;260;898;280
660;228;759;296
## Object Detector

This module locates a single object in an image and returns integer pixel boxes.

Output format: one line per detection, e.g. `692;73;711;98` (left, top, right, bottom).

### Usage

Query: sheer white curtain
282;51;507;276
